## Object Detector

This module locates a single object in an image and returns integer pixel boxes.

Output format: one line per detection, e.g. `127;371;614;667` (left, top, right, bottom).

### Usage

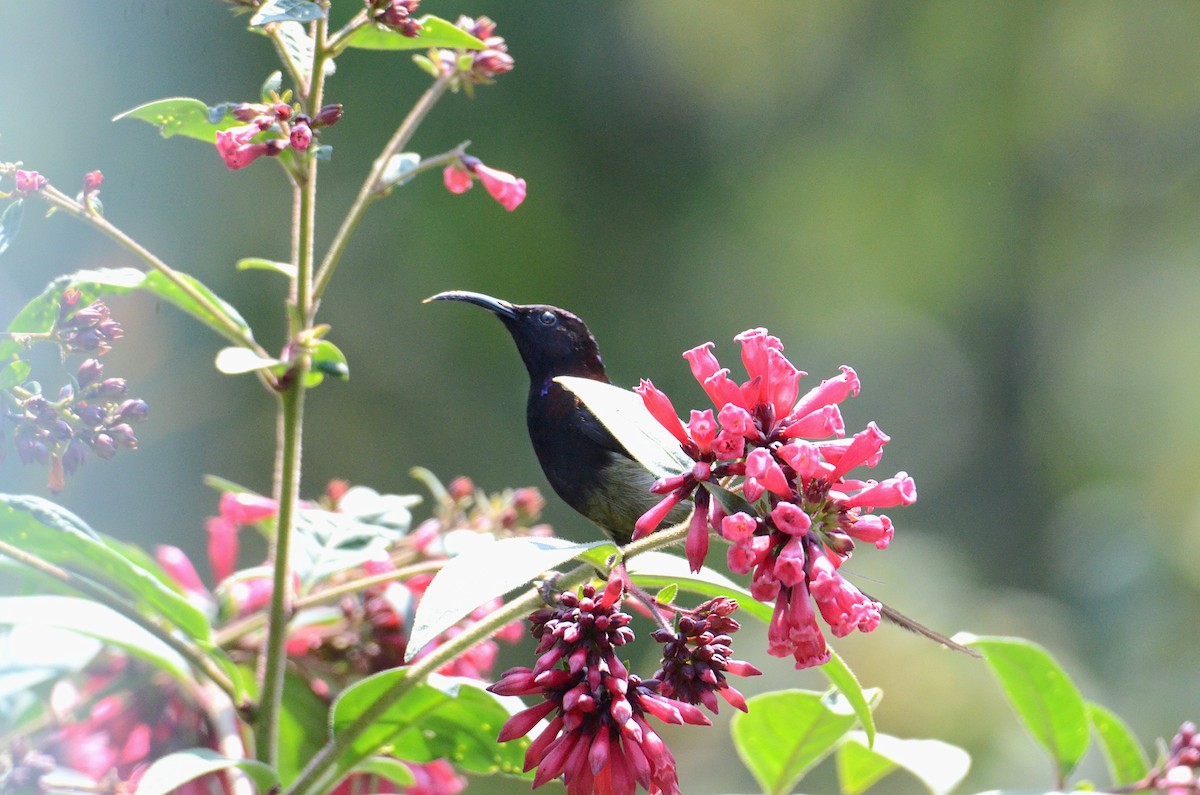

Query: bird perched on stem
425;290;688;546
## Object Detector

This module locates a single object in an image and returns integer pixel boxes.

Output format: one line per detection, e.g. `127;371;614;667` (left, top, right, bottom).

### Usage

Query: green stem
254;12;328;766
324;10;369;57
0;538;243;708
254;381;306;765
311;73;453;302
36;186;268;358
214;559;443;647
285;521;693;795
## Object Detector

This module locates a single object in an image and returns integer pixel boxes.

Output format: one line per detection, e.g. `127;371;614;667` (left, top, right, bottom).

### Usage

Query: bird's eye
539;310;558;326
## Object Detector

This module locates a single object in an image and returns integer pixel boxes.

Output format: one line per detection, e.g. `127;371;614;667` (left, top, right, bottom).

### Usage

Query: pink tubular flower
632;328;916;668
215;124;272;170
474;162;526;211
15;169;46;192
443;163;473;194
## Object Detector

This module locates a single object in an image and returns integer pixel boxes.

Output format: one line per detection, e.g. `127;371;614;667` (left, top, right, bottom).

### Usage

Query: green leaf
343;15;487;51
837;731;970;795
406;536;611;662
960;634;1090;780
307;339;350;386
261;70;283;100
0;596;189;683
237;257;297;278
278;671;330;786
822;648;877;749
702;479;754;517
1;268;256;382
216;346;283;375
0;199;24;256
731;689;863;795
555;376;694;479
0;359;31;391
135;749;278;795
1087;701;1149;786
331;672;530;780
0;495;212;641
356;757;416;787
113;97;242;143
250;0;325;25
655;582;678;605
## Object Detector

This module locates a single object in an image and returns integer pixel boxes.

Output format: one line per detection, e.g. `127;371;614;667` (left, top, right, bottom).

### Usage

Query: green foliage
330;672;531;780
0;595;191;684
237;256;297;278
555;375;694;479
343;16;486;51
1086;701;1150;786
135;749;279;795
836;732;970;794
961;635;1090;783
731;689;874;795
1;267;256;386
0;495;212;641
250;0;325;26
0;198;24;256
113;97;242;143
278;671;331;786
405;535;613;661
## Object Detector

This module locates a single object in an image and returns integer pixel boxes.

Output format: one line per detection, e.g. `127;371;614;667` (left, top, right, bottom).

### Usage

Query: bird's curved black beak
424;290;518;320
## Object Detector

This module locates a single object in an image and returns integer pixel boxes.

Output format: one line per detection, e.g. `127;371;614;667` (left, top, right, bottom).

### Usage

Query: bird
425;290;688;545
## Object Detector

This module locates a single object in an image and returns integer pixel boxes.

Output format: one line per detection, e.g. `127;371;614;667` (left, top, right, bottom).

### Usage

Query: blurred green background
5;1;1200;791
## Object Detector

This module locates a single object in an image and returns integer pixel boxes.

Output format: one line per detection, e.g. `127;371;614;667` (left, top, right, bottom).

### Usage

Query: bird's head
426;290;609;384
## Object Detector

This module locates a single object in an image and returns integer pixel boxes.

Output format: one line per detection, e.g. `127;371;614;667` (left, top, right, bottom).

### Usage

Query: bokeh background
5;1;1200;792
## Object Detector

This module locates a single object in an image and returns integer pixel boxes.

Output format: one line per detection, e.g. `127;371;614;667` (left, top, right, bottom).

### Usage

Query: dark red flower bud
313;104;344;128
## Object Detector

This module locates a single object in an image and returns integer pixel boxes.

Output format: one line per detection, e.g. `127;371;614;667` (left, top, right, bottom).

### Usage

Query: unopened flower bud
77;403;106;427
115;399;149;423
313;103;344;127
274;103;293;121
91;433;117;460
76;359;103;388
107;423;138;448
62;440;88;475
90;378;127;400
448;476;474;501
232;103;266;122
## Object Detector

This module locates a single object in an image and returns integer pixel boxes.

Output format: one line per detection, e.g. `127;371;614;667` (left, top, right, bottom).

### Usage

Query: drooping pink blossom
473;162;526;211
443;163;473;194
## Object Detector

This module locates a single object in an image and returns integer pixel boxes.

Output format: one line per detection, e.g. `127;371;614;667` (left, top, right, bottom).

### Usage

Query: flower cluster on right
635;329;915;669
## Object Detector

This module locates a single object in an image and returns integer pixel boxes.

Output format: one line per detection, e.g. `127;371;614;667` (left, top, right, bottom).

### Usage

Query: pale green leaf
837;731;970;795
216;346;283;375
406;536;610;662
343;15;486;51
135;749;278;795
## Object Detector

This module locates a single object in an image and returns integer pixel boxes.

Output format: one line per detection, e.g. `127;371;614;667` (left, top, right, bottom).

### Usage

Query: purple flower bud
107;423;138;449
115;399;149;423
58;384;75;401
232;102;266;122
76;359;103;388
91;433;116;460
51;420;74;441
24;395;48;415
89;378;127;400
62;439;88;475
77;403;107;427
313;104;343;128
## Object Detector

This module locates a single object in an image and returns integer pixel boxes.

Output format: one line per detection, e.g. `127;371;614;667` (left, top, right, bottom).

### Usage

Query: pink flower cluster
443;154;526;211
635;329;915;669
215;101;342;170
